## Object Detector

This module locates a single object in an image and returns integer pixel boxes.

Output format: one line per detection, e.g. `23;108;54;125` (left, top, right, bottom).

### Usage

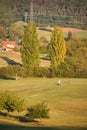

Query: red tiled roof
1;41;17;50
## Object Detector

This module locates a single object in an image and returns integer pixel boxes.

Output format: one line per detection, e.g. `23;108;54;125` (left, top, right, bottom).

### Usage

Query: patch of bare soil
48;27;87;33
62;27;87;33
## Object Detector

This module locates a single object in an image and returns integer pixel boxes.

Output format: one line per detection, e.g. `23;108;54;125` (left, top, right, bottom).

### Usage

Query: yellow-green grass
37;28;87;40
74;32;87;38
0;78;87;130
64;31;87;39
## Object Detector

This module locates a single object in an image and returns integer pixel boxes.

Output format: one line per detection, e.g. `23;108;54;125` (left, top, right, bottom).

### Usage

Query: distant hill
0;0;87;29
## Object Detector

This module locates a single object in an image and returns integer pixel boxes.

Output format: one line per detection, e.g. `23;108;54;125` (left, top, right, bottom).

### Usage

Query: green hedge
0;64;87;79
0;65;25;79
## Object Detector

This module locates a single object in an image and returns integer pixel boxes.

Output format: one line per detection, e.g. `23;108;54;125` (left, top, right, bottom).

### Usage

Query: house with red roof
1;40;17;51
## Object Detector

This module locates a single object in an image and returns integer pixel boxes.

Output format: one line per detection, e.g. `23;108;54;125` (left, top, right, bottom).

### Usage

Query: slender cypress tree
49;26;66;71
21;21;39;75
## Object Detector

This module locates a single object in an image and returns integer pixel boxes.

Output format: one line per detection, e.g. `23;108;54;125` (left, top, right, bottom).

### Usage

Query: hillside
0;78;87;129
0;0;87;29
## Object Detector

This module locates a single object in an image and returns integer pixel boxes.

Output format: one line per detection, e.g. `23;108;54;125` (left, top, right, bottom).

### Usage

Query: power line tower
24;10;28;24
30;0;34;21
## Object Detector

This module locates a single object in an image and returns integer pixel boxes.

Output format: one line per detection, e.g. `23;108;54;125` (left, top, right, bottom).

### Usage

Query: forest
0;0;87;28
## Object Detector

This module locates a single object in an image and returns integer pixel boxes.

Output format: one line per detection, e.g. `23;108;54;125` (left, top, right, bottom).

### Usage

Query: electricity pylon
24;10;28;24
30;0;34;21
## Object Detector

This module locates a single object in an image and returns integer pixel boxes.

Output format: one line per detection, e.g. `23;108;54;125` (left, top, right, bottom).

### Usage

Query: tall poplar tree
21;21;39;75
49;26;66;71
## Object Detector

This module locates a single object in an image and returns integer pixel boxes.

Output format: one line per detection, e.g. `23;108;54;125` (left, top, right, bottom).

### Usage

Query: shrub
39;46;48;54
26;102;49;120
37;67;51;77
12;65;26;78
0;65;26;79
0;91;25;116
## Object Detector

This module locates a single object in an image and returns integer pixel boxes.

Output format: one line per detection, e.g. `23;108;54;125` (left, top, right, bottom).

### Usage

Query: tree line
0;0;87;29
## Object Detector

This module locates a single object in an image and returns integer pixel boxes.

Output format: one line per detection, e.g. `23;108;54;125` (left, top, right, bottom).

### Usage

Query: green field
38;28;87;42
64;31;87;39
0;78;87;130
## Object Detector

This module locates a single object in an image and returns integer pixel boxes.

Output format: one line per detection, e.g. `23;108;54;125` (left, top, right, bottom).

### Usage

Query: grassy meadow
0;27;87;129
63;31;87;39
0;78;87;130
37;28;87;40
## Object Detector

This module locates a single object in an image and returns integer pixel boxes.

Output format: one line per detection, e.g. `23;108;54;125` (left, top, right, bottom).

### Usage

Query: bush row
0;65;25;79
0;64;87;79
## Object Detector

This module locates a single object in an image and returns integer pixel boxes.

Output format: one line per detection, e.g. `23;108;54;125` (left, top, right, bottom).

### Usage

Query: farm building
1;40;17;51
